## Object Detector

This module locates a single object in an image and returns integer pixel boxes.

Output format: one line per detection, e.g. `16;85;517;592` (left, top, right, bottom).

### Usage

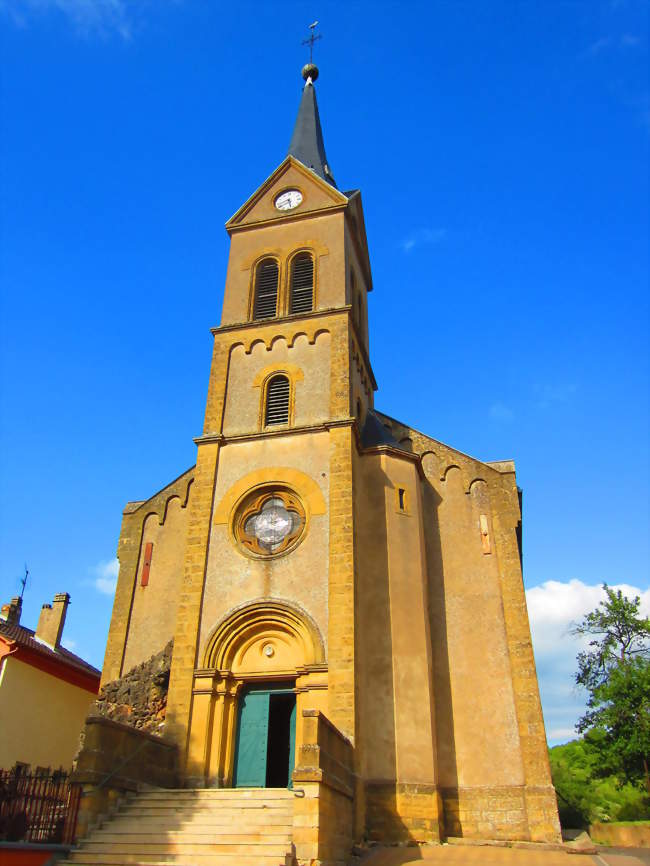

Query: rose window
234;489;305;557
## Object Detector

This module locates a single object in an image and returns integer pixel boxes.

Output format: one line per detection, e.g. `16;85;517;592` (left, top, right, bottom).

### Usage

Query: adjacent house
0;594;100;772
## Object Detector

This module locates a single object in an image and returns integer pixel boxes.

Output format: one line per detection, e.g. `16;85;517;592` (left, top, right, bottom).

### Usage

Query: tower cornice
226;202;347;236
210;306;377;392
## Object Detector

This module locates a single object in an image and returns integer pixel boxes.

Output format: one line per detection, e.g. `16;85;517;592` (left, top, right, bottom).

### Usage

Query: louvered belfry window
290;253;314;314
253;259;279;320
265;375;290;426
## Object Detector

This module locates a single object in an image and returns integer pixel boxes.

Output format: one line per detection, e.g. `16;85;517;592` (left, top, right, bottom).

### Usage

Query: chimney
35;593;70;649
0;596;22;625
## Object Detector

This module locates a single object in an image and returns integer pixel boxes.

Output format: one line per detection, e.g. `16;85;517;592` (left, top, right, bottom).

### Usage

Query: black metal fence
0;768;80;844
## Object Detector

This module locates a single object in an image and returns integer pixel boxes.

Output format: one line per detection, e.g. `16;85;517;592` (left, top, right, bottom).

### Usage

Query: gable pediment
226;157;348;233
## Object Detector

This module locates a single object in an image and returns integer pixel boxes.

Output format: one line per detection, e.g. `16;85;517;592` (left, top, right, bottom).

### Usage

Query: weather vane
19;563;28;599
302;21;321;64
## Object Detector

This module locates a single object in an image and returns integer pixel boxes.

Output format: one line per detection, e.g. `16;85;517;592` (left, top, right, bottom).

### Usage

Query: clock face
274;189;303;211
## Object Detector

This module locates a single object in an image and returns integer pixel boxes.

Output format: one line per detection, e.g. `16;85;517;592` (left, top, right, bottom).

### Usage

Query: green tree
572;585;650;794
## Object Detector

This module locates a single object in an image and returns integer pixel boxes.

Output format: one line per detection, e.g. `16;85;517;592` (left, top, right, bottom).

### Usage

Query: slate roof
0;620;100;679
361;410;411;452
288;79;337;188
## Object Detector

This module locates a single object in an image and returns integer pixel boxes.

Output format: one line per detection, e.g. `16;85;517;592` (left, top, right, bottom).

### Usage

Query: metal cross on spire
302;21;321;63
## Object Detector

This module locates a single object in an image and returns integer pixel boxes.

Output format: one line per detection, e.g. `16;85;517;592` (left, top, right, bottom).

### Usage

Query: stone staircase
61;788;295;866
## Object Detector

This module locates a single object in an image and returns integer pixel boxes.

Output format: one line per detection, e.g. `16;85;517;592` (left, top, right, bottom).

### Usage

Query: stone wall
92;641;172;734
590;821;650;848
71;715;178;839
292;709;355;866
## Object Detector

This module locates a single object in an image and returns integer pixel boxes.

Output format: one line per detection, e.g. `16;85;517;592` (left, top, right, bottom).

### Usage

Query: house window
290;253;314;314
265;375;290;426
253;259;279;320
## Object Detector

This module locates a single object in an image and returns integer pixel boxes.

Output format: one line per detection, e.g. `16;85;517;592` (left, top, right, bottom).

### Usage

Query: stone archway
186;599;327;787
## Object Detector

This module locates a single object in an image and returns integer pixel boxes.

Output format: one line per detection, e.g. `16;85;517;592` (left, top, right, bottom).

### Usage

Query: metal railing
0;768;80;844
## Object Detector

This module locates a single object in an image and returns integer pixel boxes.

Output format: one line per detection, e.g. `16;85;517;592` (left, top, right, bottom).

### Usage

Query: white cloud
1;0;132;39
526;579;650;745
584;33;643;57
92;557;119;595
587;36;613;55
401;228;446;253
533;382;578;410
489;402;515;422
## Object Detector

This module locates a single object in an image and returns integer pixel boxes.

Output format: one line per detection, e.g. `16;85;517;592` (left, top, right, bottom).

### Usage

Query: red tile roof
0;620;100;679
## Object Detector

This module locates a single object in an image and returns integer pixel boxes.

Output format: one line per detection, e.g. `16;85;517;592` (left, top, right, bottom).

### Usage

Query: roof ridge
0;620;100;677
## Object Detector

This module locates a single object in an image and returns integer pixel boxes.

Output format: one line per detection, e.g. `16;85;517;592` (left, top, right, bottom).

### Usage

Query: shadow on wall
422;476;458;837
358;848;424;864
357;462;414;847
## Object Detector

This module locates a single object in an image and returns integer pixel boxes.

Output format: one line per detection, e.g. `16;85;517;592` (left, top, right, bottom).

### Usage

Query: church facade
101;63;561;853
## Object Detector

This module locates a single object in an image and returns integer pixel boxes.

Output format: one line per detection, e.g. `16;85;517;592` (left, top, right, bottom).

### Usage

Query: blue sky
1;0;648;746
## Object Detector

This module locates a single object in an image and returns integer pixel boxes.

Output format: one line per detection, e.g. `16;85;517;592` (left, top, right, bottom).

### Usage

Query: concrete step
67;787;295;866
58;851;285;866
92;827;291;850
95;821;292;834
77;841;290;854
120;799;293;808
113;809;293;828
136;788;293;800
116;807;292;820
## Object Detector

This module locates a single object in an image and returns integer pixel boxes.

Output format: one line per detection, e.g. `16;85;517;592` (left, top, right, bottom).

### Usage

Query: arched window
253;258;279;320
290;253;314;314
265;375;290;426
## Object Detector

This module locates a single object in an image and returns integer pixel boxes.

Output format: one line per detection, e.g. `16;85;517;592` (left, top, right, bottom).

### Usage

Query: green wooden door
288;698;296;788
233;690;270;787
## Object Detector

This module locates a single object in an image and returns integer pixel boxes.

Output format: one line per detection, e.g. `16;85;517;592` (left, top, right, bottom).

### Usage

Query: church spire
288;63;337;189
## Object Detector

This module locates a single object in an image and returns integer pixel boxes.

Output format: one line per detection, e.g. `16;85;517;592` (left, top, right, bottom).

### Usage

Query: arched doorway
233;681;296;788
186;599;326;788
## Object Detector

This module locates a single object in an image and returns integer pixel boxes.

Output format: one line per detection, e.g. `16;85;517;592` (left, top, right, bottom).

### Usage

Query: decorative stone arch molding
203;598;326;672
187;597;328;787
252;362;304;387
228;325;331;356
213;466;327;526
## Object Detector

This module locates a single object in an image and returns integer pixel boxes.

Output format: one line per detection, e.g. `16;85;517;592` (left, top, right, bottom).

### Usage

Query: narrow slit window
265;375;290;426
253;259;279;320
290;253;314;314
398;488;406;511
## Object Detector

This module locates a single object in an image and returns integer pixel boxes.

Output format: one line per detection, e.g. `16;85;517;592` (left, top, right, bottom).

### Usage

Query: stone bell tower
160;59;373;785
100;59;561;854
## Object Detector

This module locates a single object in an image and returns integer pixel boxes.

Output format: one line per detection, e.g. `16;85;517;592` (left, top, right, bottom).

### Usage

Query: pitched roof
361;410;411;451
0;620;100;679
288;78;337;188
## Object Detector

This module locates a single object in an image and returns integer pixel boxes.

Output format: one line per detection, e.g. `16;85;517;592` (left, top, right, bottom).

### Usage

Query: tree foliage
572;585;650;794
549;738;649;827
